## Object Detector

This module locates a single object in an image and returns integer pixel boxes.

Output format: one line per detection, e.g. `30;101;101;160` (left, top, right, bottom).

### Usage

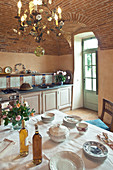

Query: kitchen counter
0;84;73;120
18;84;73;94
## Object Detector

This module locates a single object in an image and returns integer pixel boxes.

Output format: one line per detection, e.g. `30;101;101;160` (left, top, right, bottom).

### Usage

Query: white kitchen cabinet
42;89;58;113
42;86;72;113
20;85;72;114
20;92;41;114
58;86;72;110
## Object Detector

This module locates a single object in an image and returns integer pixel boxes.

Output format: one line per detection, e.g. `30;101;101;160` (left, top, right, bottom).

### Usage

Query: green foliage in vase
2;101;35;126
54;70;67;83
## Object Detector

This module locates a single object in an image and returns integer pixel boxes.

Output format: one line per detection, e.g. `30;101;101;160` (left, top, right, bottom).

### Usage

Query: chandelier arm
14;0;64;43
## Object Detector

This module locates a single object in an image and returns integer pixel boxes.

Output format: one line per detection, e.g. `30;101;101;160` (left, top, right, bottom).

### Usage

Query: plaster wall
57;54;73;73
0;52;60;73
98;49;113;123
0;52;73;74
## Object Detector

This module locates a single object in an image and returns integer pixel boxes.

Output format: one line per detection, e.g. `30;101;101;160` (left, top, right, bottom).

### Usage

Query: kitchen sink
38;84;55;88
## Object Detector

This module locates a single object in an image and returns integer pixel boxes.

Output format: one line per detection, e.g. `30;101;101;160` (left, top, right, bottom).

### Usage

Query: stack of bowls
63;115;82;128
41;112;55;123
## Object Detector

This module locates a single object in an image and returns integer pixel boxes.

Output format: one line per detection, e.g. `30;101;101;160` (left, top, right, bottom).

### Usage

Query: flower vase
13;123;22;130
58;81;63;85
61;81;63;85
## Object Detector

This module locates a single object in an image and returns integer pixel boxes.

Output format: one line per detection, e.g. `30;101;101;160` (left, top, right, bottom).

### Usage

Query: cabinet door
20;92;41;114
59;86;72;110
42;90;58;113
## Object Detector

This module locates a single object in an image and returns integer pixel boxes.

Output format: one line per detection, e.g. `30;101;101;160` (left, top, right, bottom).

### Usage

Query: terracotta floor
65;108;98;121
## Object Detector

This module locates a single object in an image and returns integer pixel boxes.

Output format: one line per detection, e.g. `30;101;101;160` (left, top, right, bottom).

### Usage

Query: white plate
49;151;84;170
83;141;108;160
4;66;12;74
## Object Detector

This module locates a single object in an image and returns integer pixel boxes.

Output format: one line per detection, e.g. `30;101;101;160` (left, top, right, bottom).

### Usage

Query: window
84;38;98;50
82;37;98;93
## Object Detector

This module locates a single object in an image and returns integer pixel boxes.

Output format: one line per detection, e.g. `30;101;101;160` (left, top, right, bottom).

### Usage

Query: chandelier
14;0;64;43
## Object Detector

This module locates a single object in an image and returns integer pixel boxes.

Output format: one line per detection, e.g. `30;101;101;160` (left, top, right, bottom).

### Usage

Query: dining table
0;110;113;170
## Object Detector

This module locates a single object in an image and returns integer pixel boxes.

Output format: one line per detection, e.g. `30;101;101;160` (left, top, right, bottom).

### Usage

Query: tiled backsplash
0;74;54;89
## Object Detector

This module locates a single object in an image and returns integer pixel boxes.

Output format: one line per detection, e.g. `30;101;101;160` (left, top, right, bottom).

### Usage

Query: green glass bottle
33;124;42;165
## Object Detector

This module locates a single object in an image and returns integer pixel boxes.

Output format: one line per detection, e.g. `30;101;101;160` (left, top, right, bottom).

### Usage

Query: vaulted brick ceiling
0;0;113;55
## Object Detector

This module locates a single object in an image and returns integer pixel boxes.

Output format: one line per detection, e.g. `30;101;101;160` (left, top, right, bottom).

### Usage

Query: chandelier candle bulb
37;0;42;5
33;125;42;165
21;16;25;22
48;0;52;4
58;7;62;19
47;30;50;34
19;120;29;157
33;0;38;10
55;13;58;26
17;0;22;16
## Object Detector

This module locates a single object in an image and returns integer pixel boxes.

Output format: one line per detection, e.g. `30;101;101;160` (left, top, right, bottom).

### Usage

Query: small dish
76;123;88;134
83;141;108;161
41;112;55;123
63;115;82;128
4;66;12;74
49;151;85;170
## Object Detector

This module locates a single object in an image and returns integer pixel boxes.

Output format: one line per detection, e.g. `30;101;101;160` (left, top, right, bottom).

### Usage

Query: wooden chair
86;98;113;132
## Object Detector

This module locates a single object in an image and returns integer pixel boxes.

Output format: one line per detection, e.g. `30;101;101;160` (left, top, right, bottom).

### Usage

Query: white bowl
63;115;82;128
48;124;69;142
76;123;88;134
41;112;55;123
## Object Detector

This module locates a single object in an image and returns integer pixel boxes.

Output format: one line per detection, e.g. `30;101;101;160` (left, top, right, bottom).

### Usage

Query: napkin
97;132;113;150
0;125;12;132
0;138;15;158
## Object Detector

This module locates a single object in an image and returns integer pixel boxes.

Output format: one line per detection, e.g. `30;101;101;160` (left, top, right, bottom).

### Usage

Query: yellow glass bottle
33;124;42;165
19;119;29;157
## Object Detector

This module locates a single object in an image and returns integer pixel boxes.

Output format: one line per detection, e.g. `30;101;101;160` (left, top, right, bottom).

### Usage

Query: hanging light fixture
15;0;64;43
34;46;45;56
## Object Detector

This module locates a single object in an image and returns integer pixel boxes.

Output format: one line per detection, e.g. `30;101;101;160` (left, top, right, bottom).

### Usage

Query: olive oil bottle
33;124;42;165
19;119;29;157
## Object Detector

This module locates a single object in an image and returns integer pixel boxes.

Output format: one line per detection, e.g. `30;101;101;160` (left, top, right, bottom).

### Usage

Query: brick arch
59;0;113;51
1;0;113;55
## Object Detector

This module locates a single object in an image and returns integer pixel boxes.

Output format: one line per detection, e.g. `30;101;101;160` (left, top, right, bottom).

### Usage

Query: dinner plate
4;66;12;74
83;141;108;160
49;151;84;170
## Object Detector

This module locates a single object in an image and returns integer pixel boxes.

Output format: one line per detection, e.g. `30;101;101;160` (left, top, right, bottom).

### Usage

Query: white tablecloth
0;110;113;170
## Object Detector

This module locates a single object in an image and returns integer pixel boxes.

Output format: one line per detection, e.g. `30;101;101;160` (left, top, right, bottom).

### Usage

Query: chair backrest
100;98;113;132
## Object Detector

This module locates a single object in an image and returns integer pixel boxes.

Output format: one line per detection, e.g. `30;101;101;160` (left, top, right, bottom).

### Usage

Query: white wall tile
0;77;7;89
35;75;43;85
23;76;32;86
45;75;52;84
10;77;20;88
